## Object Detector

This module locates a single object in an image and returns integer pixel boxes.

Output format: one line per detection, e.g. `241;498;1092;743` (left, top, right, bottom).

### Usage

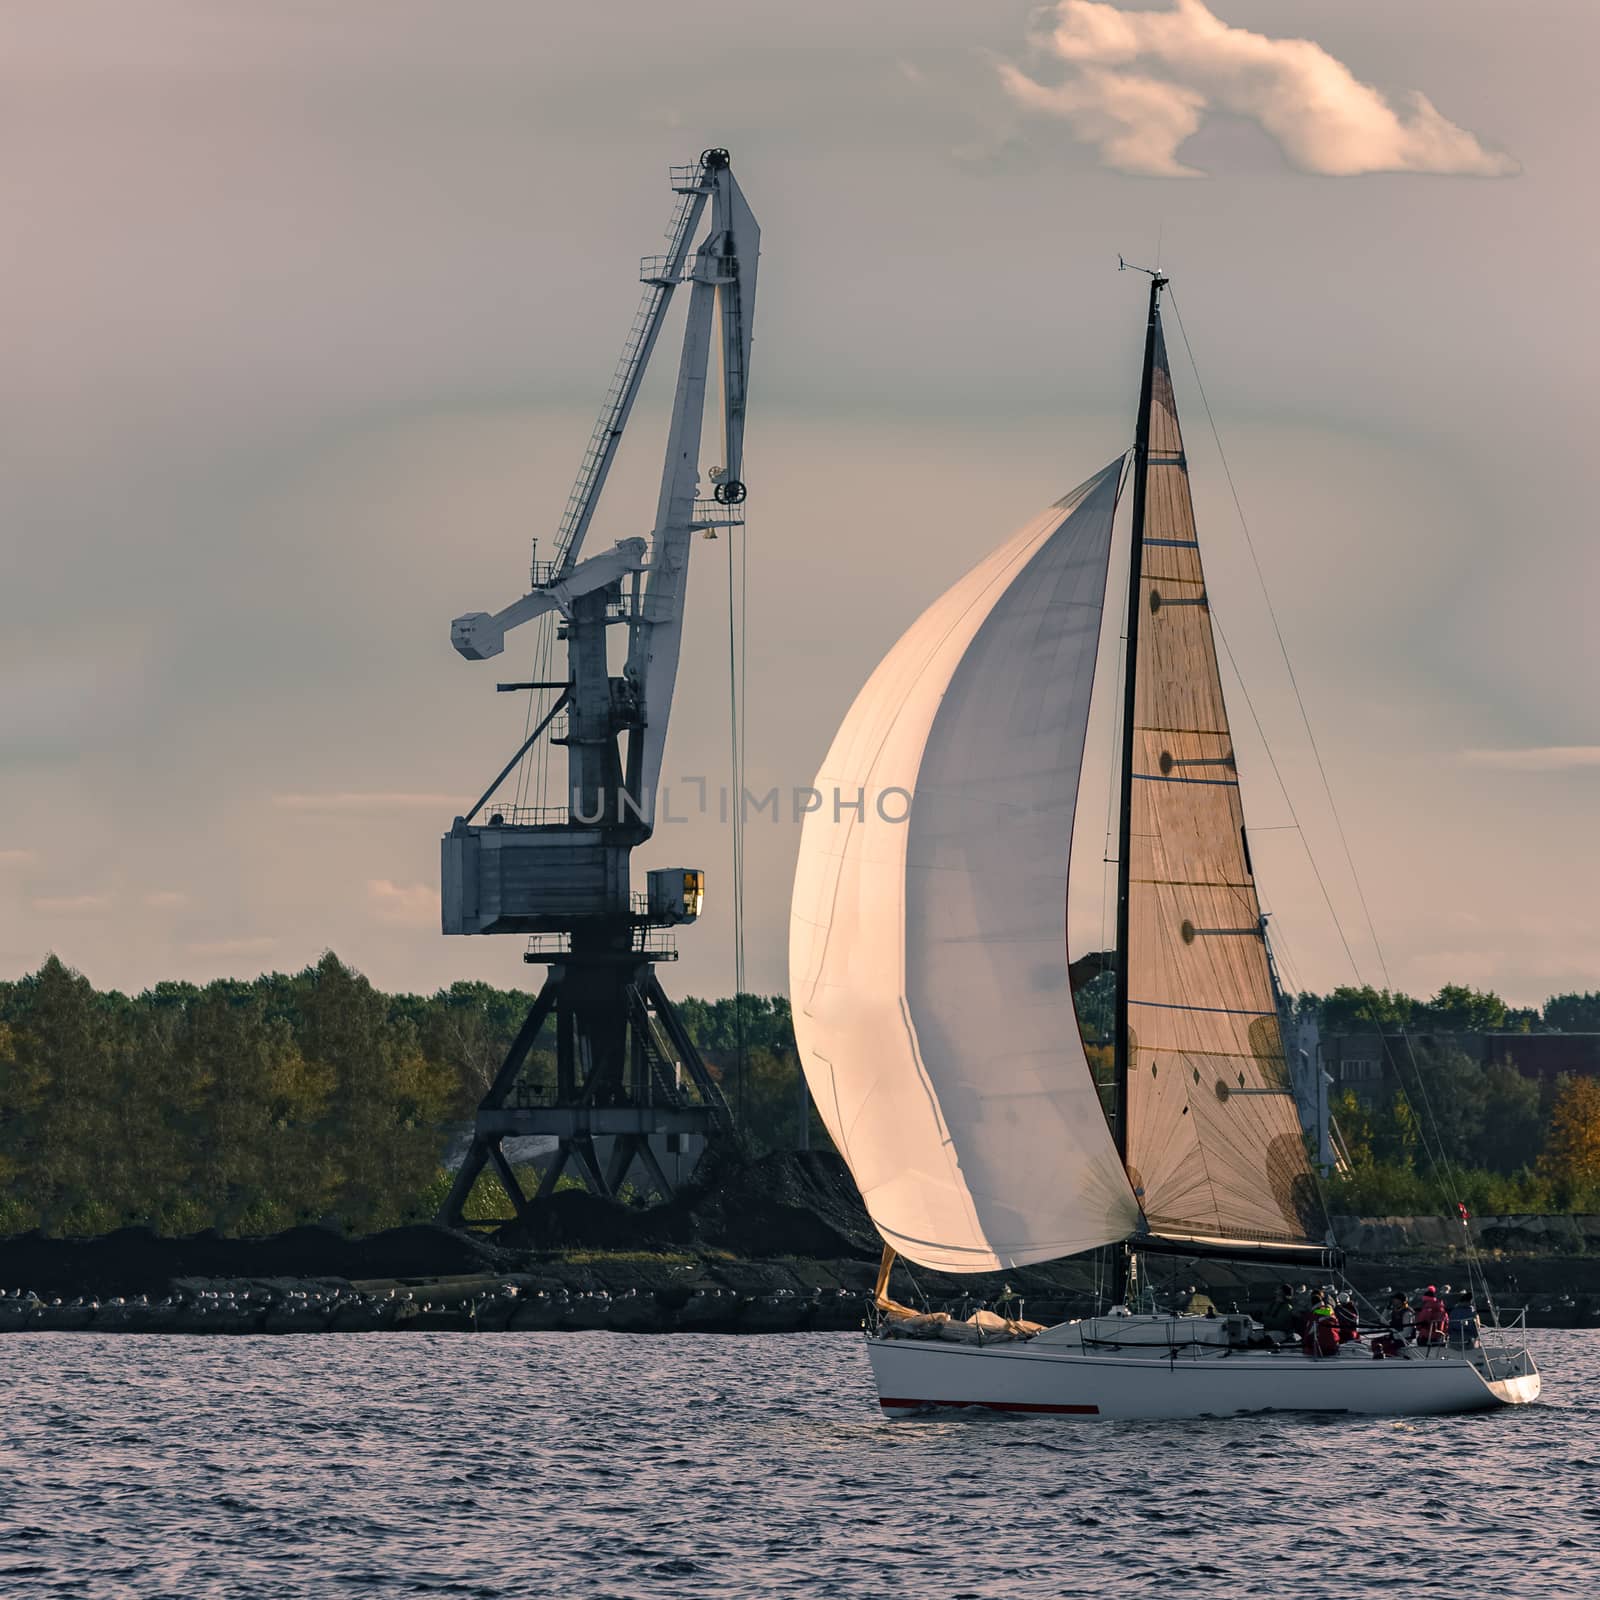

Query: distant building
1284;1009;1334;1170
1325;1030;1600;1106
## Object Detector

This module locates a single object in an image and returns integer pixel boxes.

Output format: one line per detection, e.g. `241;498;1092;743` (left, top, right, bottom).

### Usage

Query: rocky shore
3;1154;1597;1335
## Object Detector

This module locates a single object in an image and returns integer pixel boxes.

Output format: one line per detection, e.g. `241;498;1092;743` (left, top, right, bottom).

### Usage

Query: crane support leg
434;959;730;1229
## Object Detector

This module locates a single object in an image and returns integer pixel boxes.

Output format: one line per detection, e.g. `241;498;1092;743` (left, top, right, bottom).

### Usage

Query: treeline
1282;983;1600;1214
0;955;811;1238
1322;1044;1600;1216
1288;981;1600;1036
5;953;1597;1238
1073;973;1600;1043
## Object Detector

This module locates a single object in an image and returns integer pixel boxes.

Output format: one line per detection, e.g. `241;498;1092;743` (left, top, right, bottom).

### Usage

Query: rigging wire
1167;288;1501;1316
513;611;559;814
1169;288;1385;981
726;518;749;1125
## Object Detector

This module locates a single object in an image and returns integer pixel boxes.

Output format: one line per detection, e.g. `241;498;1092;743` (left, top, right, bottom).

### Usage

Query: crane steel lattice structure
435;149;757;1224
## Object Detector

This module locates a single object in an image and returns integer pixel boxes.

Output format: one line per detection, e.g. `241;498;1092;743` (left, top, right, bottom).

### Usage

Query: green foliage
1332;1089;1418;1168
1544;991;1600;1033
1327;1047;1598;1214
0;954;507;1237
1475;1062;1544;1171
1318;984;1506;1034
1292;983;1600;1036
1073;971;1115;1045
1320;985;1416;1033
676;993;794;1054
1418;984;1508;1033
1323;1160;1561;1216
0;965;836;1235
1540;1076;1600;1204
675;994;830;1156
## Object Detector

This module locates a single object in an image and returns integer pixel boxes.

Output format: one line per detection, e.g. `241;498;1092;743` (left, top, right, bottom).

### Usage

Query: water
2;1329;1594;1598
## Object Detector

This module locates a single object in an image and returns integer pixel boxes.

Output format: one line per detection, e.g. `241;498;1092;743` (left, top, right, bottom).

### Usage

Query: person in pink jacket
1413;1285;1450;1347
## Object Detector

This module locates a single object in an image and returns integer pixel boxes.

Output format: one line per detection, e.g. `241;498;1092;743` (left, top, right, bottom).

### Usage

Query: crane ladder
551;169;713;576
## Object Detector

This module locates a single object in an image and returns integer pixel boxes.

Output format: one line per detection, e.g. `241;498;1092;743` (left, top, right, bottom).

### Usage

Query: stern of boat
1474;1310;1542;1407
1478;1345;1541;1407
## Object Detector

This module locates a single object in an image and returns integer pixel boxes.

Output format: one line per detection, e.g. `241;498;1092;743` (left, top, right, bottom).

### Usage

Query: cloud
272;792;462;813
1462;746;1600;772
184;936;278;957
144;890;189;909
1001;0;1518;178
367;878;439;928
0;849;37;867
31;894;114;916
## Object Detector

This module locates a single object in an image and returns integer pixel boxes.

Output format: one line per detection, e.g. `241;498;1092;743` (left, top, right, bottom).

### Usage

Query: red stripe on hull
878;1397;1100;1415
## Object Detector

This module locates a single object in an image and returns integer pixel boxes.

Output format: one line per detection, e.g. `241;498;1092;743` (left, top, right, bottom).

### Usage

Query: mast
1111;270;1166;1303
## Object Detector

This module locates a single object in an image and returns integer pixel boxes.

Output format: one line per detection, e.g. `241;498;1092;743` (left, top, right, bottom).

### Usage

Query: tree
405;980;530;1114
175;987;331;1234
1332;1089;1377;1168
1390;1044;1485;1168
679;993;796;1055
1540;1076;1600;1198
1470;1062;1544;1173
0;956;125;1233
1417;984;1508;1033
1321;986;1415;1033
1073;972;1115;1045
296;953;453;1232
1544;992;1600;1033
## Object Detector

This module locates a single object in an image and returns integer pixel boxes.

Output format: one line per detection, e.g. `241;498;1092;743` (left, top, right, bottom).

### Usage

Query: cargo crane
436;150;757;1224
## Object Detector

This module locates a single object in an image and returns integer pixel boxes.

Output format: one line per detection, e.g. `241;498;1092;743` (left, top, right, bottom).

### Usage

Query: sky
2;1;1597;1009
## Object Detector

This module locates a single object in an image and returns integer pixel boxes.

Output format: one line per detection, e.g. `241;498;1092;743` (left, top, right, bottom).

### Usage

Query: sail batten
789;460;1139;1274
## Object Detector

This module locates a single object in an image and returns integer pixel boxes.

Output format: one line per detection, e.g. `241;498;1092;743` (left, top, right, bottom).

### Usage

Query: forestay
1123;318;1318;1248
789;461;1140;1273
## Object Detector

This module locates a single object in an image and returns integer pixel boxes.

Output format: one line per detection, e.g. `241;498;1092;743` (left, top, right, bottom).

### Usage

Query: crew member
1334;1291;1361;1343
1413;1284;1450;1347
1303;1303;1341;1358
1387;1292;1414;1339
1262;1285;1297;1340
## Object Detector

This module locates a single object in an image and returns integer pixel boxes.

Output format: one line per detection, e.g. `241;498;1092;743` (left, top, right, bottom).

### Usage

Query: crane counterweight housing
434;149;756;1221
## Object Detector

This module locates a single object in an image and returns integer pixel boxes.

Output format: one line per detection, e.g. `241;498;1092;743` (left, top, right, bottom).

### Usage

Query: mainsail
789;462;1141;1272
1118;299;1318;1249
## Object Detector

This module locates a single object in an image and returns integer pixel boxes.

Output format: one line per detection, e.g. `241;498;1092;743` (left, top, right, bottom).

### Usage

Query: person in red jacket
1302;1304;1342;1358
1413;1285;1450;1347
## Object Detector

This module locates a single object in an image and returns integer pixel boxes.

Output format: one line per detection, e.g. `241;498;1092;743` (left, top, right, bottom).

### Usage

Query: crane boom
551;169;711;577
448;147;758;835
624;157;759;826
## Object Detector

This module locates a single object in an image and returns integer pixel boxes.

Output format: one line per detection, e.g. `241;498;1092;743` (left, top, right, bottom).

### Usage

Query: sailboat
788;274;1540;1420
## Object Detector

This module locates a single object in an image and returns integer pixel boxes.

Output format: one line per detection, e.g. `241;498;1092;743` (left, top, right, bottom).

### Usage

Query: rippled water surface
2;1329;1595;1597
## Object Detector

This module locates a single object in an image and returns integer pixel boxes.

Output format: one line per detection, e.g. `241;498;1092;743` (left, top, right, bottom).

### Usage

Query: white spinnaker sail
789;461;1140;1273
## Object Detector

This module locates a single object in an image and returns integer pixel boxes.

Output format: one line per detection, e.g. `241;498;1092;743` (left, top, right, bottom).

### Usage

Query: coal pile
0;1222;520;1299
490;1149;880;1260
0;1152;879;1303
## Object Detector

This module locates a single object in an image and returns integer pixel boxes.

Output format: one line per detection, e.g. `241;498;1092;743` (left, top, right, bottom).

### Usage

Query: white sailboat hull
868;1331;1541;1421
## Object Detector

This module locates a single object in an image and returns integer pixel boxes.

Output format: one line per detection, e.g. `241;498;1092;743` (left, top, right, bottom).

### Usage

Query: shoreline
6;1181;1599;1335
5;1242;1599;1336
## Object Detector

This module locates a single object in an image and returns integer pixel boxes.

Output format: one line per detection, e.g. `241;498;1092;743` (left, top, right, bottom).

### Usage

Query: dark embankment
3;1153;1599;1334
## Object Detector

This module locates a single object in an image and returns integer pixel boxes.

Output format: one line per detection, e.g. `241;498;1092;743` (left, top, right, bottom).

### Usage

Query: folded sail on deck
789;462;1140;1273
1123;318;1317;1247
